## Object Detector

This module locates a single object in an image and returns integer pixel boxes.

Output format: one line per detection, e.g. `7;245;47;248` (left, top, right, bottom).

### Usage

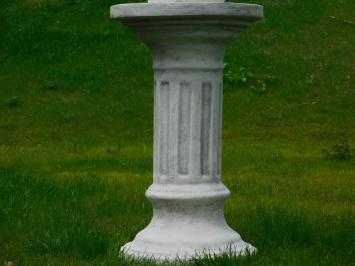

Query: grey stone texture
111;1;263;261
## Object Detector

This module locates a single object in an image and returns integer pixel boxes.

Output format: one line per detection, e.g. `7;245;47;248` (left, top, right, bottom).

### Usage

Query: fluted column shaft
137;24;233;192
153;68;222;184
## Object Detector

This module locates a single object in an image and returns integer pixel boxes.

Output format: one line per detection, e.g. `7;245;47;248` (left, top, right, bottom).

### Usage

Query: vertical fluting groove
153;80;158;179
190;81;202;179
159;81;169;176
178;81;191;175
211;80;222;179
217;82;223;176
201;82;212;175
168;81;179;178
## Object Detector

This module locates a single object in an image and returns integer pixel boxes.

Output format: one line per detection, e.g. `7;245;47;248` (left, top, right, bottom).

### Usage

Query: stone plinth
111;2;263;261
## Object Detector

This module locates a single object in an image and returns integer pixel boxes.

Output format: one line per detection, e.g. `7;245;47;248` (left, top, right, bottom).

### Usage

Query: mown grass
0;0;354;265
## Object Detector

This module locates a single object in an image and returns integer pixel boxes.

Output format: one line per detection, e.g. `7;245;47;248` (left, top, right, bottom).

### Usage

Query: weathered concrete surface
111;2;263;261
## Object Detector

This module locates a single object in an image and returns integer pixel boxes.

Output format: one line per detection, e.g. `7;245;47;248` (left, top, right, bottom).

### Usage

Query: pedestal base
120;183;256;262
122;239;256;262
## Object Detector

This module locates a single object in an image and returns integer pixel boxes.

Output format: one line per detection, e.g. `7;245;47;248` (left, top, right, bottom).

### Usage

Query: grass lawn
0;0;354;265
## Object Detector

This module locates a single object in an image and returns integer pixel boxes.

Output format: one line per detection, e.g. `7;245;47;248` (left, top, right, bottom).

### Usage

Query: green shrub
4;96;20;108
322;140;353;161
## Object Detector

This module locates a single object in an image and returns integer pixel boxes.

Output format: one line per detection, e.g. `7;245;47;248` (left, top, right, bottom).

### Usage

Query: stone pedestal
111;1;263;261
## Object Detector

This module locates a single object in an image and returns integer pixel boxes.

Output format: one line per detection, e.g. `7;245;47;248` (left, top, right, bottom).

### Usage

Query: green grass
0;0;354;265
